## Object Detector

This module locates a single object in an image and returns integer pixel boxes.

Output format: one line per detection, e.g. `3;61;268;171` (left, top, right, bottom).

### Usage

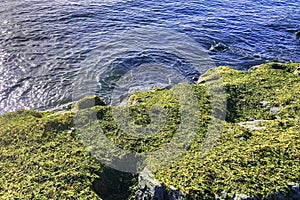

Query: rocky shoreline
0;62;299;199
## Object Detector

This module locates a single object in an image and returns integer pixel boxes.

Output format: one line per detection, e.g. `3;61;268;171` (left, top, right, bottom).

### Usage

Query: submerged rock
209;41;228;52
296;31;300;38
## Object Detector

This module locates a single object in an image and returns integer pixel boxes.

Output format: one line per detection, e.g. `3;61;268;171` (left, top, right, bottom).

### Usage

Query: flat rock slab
238;120;268;131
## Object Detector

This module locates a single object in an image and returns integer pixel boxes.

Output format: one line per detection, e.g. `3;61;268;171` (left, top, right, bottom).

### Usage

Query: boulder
135;168;185;200
74;95;105;110
136;167;168;200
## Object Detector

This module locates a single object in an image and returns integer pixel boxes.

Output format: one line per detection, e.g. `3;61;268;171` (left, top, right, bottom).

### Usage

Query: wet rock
209;41;228;52
192;76;199;82
296;31;300;39
75;95;105;110
50;101;75;112
273;183;300;200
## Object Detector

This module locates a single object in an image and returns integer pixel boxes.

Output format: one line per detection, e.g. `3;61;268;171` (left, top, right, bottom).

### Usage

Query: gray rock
136;167;168;200
209;41;228;52
238;120;267;131
135;168;299;200
260;100;270;107
135;168;185;200
233;193;256;200
270;107;280;115
75;95;105;110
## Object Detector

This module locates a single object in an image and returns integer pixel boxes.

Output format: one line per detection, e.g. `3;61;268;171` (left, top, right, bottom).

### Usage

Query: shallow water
0;0;299;113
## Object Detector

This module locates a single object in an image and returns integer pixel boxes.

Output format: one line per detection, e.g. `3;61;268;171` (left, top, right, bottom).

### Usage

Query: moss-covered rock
155;62;300;199
0;110;102;199
74;95;106;110
0;62;299;200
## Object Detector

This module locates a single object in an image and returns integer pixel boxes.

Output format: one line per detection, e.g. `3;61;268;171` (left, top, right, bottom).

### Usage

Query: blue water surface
0;0;299;113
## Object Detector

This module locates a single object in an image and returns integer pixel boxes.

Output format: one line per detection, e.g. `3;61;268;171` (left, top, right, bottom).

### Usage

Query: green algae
0;110;101;199
0;62;299;199
155;62;300;199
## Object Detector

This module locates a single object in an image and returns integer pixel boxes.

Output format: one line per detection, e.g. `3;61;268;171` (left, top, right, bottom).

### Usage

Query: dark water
0;0;299;113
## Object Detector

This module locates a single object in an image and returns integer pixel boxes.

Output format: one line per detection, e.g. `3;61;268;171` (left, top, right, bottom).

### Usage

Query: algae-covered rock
0;62;299;200
74;95;106;110
0;110;102;199
155;62;300;200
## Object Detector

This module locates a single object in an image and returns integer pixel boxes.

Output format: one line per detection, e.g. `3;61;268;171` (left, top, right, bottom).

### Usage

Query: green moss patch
155;62;300;199
0;110;101;199
0;62;299;199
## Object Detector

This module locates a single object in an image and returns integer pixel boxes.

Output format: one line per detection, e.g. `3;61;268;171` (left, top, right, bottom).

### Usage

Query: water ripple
0;0;299;113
